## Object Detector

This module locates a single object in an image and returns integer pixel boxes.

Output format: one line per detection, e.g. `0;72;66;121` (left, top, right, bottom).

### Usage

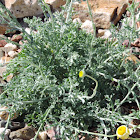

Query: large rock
72;0;129;29
5;0;43;18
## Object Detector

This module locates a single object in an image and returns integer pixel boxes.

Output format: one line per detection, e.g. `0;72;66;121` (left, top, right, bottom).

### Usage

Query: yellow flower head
79;70;85;78
116;125;130;139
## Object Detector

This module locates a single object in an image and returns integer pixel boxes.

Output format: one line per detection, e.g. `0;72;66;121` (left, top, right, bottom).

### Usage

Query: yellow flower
79;70;85;78
116;125;130;139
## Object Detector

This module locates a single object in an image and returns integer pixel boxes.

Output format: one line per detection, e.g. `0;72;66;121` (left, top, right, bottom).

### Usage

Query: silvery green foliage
0;1;139;139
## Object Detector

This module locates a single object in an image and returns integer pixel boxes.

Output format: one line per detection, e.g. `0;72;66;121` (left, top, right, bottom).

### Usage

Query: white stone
4;43;17;54
97;29;106;37
102;30;112;39
38;131;48;140
8;51;18;58
73;18;82;24
81;20;94;33
0;128;11;140
5;0;43;18
25;28;31;35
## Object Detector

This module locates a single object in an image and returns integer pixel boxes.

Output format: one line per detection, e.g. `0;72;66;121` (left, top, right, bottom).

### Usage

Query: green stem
73;127;116;138
115;83;137;111
86;0;96;37
66;0;73;23
129;137;140;140
42;0;54;28
81;74;98;100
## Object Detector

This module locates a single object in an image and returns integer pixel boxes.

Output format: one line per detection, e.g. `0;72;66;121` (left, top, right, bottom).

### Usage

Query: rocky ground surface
0;0;140;139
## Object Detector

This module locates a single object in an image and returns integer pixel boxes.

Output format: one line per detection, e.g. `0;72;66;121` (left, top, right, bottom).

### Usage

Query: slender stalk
129;137;140;140
42;0;54;28
86;0;96;38
115;83;137;111
85;74;98;100
72;127;116;138
81;74;98;100
66;0;73;23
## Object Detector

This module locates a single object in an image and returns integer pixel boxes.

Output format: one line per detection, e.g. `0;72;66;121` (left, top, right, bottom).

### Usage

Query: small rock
46;125;56;140
38;131;48;140
25;28;31;35
102;30;112;39
8;37;11;40
9;126;35;140
18;41;23;46
0;128;11;140
0;106;18;121
6;74;13;82
97;29;106;37
4;43;17;53
8;51;18;58
81;20;94;33
0;66;6;77
0;106;9;120
25;28;37;35
11;34;23;42
125;54;140;64
0;24;9;35
73;18;82;24
0;56;12;65
131;38;140;47
45;0;66;9
0;40;7;47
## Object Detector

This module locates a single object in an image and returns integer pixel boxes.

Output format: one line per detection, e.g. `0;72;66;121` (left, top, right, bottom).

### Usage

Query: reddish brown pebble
11;34;23;42
0;40;7;47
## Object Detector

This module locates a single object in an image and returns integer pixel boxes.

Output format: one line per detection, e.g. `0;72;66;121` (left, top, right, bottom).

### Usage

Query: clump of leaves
0;0;139;139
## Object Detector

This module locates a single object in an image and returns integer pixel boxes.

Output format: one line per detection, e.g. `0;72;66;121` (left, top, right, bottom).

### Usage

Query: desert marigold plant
0;0;139;139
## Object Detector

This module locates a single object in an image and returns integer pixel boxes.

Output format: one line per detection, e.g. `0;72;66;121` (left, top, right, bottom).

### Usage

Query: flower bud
79;70;85;78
